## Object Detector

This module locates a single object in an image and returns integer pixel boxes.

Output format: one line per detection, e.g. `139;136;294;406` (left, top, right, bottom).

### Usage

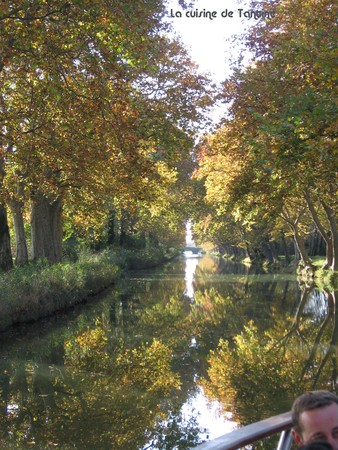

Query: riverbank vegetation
192;0;337;279
0;244;178;332
0;251;120;332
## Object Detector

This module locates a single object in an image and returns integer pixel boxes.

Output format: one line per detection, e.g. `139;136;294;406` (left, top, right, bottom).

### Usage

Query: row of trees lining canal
193;0;337;273
0;0;337;276
0;0;214;271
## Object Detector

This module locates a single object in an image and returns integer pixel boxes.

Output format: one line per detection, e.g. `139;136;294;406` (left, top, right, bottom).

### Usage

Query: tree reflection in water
0;257;336;449
200;284;338;426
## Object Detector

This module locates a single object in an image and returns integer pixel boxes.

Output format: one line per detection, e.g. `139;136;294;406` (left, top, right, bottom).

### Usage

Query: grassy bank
0;251;120;332
311;257;337;289
297;257;337;289
0;247;178;333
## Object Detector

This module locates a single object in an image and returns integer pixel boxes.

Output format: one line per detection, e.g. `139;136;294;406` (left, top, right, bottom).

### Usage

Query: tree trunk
293;237;301;264
107;209;116;246
261;239;274;264
321;201;338;271
119;212;129;247
245;241;254;262
304;191;333;269
281;206;313;268
0;204;13;271
31;194;63;264
294;228;312;267
9;199;28;266
0;154;13;271
269;241;280;264
280;231;291;264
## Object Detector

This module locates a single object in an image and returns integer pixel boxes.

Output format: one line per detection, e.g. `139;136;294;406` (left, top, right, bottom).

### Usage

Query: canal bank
0;247;178;333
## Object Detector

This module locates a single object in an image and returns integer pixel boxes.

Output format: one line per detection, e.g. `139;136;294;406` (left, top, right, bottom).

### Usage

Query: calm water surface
0;256;336;449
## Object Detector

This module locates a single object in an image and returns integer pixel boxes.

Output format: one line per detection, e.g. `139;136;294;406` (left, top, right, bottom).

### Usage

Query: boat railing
193;411;293;450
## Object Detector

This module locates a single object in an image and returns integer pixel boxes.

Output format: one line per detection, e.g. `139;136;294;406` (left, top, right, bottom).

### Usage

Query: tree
0;156;13;271
0;0;214;267
194;0;337;269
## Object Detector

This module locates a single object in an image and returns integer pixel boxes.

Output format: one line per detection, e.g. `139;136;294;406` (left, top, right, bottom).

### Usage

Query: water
0;256;336;449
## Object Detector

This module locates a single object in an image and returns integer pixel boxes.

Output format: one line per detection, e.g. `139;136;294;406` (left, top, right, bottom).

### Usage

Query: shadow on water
0;256;336;449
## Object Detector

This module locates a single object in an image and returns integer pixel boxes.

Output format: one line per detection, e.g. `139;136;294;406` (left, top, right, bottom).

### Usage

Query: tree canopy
0;0;214;268
194;0;337;270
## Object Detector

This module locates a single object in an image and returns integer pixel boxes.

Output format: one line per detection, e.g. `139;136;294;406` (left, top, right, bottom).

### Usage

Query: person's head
292;390;338;450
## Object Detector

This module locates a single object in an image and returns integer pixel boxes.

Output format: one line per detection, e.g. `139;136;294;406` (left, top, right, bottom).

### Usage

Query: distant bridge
183;246;203;254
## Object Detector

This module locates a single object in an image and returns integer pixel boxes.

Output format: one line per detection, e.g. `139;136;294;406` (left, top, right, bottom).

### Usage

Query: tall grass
0;251;120;332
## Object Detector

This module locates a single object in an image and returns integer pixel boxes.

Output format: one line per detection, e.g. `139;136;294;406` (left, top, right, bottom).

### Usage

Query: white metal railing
193;411;293;450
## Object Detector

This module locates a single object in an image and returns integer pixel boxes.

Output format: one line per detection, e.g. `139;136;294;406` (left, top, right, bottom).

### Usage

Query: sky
166;0;254;83
165;0;256;125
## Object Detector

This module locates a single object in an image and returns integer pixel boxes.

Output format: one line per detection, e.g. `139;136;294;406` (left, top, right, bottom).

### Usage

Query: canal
0;255;336;449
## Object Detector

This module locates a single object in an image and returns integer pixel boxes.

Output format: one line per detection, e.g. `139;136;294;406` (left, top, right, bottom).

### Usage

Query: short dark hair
299;441;333;450
292;390;338;435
